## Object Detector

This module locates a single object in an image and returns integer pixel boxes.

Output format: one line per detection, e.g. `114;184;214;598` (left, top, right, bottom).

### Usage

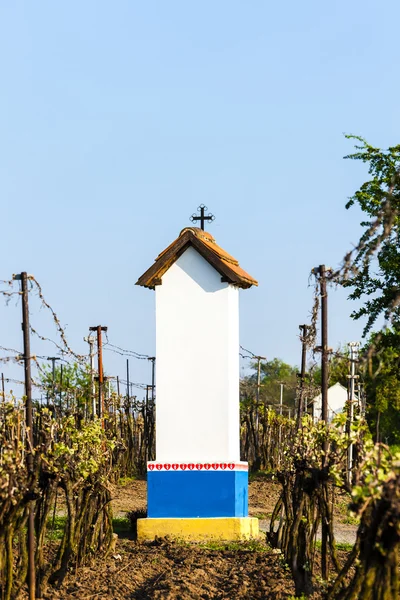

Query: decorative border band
147;462;248;472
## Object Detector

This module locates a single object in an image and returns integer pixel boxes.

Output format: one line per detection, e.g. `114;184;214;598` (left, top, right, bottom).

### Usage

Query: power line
239;345;257;358
102;341;150;360
108;376;148;390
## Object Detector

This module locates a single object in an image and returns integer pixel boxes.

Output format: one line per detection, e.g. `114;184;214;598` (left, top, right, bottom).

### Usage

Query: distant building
311;382;353;422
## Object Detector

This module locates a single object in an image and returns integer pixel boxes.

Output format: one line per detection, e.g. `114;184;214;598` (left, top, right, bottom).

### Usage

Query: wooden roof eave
190;236;254;289
135;230;255;290
135;231;192;289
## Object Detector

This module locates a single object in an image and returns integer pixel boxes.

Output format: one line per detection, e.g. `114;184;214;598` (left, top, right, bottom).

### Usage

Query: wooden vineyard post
296;324;309;429
15;272;36;600
89;325;107;427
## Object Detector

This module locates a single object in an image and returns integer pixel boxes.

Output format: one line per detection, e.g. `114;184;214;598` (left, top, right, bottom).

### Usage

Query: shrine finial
190;204;215;231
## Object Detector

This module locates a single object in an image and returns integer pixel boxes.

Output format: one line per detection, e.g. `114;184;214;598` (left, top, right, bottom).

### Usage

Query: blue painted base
147;470;248;518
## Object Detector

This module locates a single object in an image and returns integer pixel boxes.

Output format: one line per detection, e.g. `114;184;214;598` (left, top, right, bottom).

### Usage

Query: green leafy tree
241;358;298;414
342;135;400;335
259;358;298;412
362;328;400;444
340;136;400;443
39;362;92;414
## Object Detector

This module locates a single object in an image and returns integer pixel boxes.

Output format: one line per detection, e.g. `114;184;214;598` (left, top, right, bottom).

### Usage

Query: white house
312;382;353;422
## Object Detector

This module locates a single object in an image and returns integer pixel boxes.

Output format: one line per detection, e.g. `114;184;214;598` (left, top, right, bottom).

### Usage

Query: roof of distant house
136;227;258;290
312;382;350;401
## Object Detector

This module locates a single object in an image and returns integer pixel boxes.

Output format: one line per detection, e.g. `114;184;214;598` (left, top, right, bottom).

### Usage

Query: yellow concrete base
137;517;259;542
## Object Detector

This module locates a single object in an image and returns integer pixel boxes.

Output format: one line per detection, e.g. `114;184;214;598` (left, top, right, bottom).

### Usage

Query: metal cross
190;205;215;230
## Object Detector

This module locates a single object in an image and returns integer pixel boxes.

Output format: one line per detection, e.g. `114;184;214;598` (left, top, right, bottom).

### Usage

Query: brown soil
25;476;353;599
248;476;281;518
38;538;304;599
111;478;147;517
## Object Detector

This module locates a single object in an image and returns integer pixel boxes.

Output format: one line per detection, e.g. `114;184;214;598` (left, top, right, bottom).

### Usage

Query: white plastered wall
155;246;240;462
312;382;350;422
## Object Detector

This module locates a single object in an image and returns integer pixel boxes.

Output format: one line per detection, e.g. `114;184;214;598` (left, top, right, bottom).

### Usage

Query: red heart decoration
156;464;162;471
164;464;171;470
172;464;179;470
196;463;203;470
188;463;195;470
180;464;187;470
228;463;235;470
220;463;227;470
204;463;211;470
212;463;219;469
148;464;154;471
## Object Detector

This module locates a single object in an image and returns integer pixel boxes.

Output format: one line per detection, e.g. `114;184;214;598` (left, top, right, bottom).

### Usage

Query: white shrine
136;224;259;540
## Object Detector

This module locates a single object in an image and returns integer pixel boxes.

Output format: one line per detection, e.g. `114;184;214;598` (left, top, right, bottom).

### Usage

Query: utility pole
59;363;63;414
89;326;107;425
347;342;360;484
312;264;332;581
1;372;5;402
14;272;35;600
145;384;152;460
146;356;156;460
254;355;266;430
116;375;123;438
84;335;96;418
312;265;331;425
46;357;60;408
126;359;130;405
297;324;309;428
320;265;329;425
148;357;156;403
278;383;284;453
312;265;332;470
146;358;155;463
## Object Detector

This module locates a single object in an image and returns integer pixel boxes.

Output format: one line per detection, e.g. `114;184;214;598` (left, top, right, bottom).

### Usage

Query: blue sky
1;1;399;397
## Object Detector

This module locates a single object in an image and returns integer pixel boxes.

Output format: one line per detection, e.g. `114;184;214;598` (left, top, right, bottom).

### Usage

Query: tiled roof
136;227;258;289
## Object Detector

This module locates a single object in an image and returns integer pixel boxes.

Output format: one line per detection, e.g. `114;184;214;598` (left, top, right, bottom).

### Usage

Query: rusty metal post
18;272;36;600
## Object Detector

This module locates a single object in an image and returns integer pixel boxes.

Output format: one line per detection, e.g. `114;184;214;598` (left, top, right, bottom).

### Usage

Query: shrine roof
136;227;258;290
